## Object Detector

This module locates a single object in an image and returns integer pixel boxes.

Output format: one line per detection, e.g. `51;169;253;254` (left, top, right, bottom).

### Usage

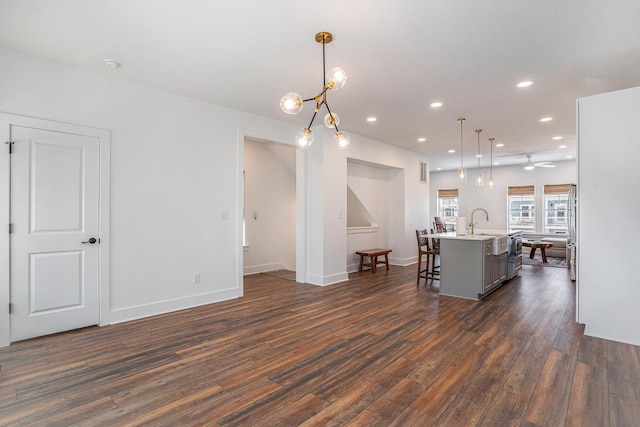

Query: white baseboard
109;287;242;325
389;256;418;267
306;272;349;286
243;262;290;276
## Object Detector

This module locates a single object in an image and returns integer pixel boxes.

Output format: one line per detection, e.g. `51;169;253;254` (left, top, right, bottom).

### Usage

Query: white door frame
0;113;111;347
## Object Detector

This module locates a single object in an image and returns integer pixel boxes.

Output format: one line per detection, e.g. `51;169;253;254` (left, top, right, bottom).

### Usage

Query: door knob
82;238;97;244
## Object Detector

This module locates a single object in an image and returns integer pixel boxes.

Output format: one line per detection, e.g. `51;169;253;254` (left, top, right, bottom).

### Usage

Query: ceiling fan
523;154;555;171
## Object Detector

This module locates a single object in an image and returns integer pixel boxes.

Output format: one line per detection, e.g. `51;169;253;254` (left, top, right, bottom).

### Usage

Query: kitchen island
436;231;509;300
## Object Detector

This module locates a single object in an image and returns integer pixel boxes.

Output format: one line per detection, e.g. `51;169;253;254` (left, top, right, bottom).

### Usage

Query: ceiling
1;0;639;171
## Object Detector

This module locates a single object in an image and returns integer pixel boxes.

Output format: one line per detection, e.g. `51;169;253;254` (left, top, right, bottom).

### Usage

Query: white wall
577;86;640;346
430;161;576;232
0;47;300;337
243;139;296;274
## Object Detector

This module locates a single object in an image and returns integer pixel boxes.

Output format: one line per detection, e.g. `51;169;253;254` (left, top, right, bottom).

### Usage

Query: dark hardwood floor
1;263;640;426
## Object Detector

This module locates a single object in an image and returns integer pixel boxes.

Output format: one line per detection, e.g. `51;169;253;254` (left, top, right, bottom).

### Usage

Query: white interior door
10;125;101;341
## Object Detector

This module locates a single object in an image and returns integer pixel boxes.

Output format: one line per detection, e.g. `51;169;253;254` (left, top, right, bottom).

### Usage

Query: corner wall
577;86;640;346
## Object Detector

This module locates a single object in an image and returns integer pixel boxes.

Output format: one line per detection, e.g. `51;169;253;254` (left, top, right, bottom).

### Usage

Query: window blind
438;189;459;198
544;184;572;194
507;185;535;196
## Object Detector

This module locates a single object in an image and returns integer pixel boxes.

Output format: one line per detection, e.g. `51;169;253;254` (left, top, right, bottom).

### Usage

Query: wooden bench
356;249;392;273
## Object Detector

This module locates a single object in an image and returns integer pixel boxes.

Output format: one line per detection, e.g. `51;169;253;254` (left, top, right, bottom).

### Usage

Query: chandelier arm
306;108;319;130
303;87;329;104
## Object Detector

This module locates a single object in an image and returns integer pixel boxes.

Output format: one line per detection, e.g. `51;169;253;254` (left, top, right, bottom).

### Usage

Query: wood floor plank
523;349;576;426
566;361;609;427
0;264;637;425
343;378;427;426
609;395;640;427
431;362;511;426
410;344;492;419
606;340;640;401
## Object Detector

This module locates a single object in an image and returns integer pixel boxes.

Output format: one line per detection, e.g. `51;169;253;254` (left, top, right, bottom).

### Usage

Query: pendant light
280;32;350;149
475;129;484;186
457;118;467;182
488;137;495;189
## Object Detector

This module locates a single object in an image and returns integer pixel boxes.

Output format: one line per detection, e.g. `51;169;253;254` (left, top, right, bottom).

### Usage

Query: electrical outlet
193;273;201;284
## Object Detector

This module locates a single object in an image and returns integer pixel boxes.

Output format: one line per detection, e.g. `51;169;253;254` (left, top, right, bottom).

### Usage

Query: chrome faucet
470;208;489;235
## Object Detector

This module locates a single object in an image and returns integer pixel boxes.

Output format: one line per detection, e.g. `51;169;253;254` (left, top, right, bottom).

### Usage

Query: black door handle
82;238;97;244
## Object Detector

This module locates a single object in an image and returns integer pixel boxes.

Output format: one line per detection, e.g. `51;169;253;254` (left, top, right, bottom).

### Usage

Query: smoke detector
103;59;121;69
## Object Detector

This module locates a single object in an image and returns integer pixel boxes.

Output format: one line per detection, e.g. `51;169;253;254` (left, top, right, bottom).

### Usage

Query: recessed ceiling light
103;59;121;69
540;117;553;122
448;149;455;153
566;155;574;159
558;145;567;149
436;167;442;171
517;81;533;88
417;137;426;142
494;162;500;165
552;136;563;140
476;154;483;158
366;117;377;122
496;143;504;147
430;102;443;108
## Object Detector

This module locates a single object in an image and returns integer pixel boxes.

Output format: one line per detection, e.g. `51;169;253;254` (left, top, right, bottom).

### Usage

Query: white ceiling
1;0;639;170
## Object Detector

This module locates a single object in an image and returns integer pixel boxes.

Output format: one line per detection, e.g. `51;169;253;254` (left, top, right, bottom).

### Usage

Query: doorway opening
242;137;297;281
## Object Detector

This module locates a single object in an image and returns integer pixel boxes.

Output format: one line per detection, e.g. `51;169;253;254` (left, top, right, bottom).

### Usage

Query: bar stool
416;229;439;286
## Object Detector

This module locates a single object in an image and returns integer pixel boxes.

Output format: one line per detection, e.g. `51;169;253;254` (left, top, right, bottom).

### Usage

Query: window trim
437;189;459;231
507;186;536;233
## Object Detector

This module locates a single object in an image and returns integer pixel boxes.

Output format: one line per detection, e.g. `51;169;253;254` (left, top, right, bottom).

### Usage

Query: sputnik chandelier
280;32;350;149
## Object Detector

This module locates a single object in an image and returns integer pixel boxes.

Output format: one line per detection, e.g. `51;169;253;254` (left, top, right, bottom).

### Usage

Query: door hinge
6;141;13;154
9;303;13;314
9;223;14;234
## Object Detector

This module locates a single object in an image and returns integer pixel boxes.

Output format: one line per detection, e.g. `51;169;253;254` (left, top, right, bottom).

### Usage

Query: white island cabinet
437;232;508;300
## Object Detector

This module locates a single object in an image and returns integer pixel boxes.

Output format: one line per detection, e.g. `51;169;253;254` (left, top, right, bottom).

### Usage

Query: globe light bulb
326;67;347;91
295;129;313;148
280;92;303;114
334;131;350;149
323;112;340;128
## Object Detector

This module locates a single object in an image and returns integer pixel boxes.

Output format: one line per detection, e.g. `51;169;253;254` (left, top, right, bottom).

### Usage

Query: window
544;184;571;234
437;189;458;230
508;186;535;233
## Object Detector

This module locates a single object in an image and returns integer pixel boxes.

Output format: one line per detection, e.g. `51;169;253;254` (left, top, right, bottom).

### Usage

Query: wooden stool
356;249;392;273
523;241;554;263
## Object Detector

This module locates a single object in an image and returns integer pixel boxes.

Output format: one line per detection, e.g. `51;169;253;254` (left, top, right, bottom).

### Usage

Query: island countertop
433;232;500;241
